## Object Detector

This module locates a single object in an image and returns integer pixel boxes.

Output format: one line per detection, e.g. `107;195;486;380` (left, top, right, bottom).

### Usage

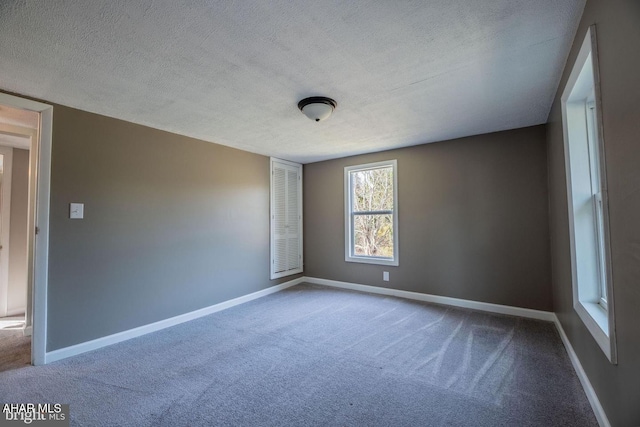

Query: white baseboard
6;308;26;317
553;315;610;427
302;277;555;321
45;277;305;364
23;325;32;337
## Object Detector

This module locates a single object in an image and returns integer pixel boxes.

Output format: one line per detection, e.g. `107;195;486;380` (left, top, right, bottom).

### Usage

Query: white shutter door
286;168;300;271
271;159;302;279
273;165;287;274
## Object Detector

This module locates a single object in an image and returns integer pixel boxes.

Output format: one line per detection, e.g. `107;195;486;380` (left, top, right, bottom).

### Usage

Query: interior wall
7;147;28;315
304;125;552;311
46;103;298;351
546;0;640;425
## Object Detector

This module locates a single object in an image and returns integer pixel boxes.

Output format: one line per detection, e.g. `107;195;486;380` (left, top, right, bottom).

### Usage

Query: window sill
574;300;615;363
345;256;398;267
583;301;608;334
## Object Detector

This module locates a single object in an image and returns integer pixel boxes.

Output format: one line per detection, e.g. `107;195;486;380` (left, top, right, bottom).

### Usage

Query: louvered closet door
271;159;302;279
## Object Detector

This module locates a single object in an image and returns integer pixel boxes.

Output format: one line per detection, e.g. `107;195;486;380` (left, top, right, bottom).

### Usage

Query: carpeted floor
0;329;30;372
0;284;596;426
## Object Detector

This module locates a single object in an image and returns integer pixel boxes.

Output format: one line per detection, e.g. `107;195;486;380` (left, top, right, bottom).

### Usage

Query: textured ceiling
0;1;584;163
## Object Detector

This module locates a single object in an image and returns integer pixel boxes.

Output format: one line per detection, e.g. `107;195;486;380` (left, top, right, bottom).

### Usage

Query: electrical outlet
383;271;389;281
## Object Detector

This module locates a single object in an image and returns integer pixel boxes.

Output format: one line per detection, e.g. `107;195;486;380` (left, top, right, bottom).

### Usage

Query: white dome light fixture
298;97;337;122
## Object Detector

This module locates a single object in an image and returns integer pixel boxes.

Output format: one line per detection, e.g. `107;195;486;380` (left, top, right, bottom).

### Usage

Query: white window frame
270;158;303;280
344;160;399;266
561;25;617;363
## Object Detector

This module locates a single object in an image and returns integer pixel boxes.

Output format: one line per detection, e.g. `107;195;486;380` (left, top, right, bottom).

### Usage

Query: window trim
344;160;399;266
561;25;617;364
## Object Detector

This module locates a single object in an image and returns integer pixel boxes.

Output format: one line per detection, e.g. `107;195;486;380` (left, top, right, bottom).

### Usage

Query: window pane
585;97;601;194
353;214;394;258
351;167;393;212
594;193;607;304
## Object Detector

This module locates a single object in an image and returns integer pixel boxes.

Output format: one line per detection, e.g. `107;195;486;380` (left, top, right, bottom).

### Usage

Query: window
344;160;398;266
270;158;302;279
561;25;616;363
585;96;609;311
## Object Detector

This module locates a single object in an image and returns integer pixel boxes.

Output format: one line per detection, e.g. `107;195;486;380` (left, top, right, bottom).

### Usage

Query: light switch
383;271;389;281
70;203;84;219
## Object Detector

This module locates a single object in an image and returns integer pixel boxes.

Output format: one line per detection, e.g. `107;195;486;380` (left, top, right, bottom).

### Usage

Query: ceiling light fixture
298;97;337;122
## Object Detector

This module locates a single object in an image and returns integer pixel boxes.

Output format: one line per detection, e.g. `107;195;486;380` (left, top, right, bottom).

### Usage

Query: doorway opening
0;94;52;367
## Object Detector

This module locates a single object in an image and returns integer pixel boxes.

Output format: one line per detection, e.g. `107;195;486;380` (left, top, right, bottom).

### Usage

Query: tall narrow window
270;158;302;279
561;25;616;363
585;95;608;311
345;160;398;266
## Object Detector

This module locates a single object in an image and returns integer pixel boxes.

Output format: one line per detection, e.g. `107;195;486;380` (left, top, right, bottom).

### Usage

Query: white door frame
0;93;52;366
0;145;12;318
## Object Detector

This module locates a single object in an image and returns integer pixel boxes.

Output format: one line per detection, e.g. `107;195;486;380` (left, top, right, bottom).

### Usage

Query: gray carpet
0;284;596;426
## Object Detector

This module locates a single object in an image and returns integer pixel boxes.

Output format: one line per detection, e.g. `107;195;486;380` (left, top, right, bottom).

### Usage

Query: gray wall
7;147;28;314
304;125;552;311
47;104;298;351
547;0;640;425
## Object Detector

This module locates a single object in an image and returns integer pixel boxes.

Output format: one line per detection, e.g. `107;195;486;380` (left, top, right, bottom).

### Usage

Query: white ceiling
0;0;584;163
